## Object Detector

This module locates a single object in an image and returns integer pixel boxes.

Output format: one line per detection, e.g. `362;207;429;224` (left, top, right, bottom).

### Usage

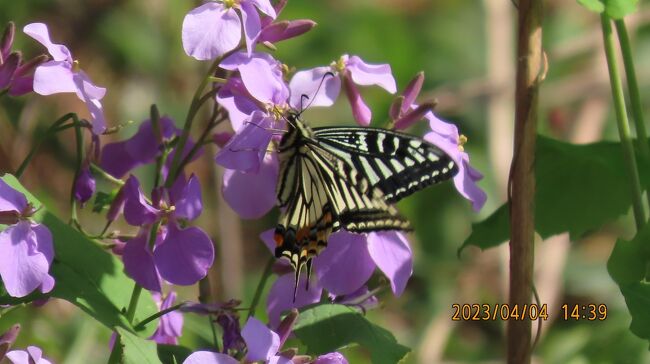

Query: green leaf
620;282;650;340
576;0;638;19
578;0;605;13
293;304;410;364
607;224;650;284
0;174;158;336
157;344;192;364
93;190;117;213
462;137;637;251
116;327;161;364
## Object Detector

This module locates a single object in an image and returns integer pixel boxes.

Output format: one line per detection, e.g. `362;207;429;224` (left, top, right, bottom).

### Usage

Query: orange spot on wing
274;232;284;247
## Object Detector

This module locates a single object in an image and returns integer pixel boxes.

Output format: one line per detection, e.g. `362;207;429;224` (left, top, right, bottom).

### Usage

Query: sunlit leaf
0;174;158;336
462;136;637;251
293;304;410;364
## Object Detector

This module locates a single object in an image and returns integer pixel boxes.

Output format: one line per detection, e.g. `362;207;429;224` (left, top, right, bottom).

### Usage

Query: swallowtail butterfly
272;112;458;297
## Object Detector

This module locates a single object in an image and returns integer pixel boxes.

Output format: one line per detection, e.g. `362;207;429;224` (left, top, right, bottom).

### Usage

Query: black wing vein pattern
274;123;458;276
313;127;458;203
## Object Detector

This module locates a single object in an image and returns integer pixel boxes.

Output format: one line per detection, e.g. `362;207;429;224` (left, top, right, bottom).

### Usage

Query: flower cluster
0;178;54;298
0;0;487;361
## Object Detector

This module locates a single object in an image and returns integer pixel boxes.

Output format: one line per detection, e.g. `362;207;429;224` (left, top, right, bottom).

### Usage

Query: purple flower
73;164;96;205
313;352;349;364
0;178;54;298
0;324;20;360
100;116;201;179
424;113;487;211
0;22;46;96
289;55;396;125
182;0;276;60
183;315;347;364
217;51;290;129
149;291;183;345
121;175;214;289
23;23;107;134
215;312;245;353
261;229;412;326
5;346;52;364
257;0;316;45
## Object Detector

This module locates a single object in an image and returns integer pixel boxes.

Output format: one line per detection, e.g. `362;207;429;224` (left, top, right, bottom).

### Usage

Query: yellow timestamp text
451;303;549;321
561;304;607;321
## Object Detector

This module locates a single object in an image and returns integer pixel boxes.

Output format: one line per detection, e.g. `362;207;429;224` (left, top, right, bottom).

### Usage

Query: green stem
125;222;161;323
90;163;125;186
134;302;185;330
248;257;275;318
70;118;84;226
614;19;650;208
601;14;647;230
165;58;221;188
15;113;77;178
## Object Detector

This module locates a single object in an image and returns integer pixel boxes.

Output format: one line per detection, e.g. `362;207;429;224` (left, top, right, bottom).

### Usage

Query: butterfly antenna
297;71;335;117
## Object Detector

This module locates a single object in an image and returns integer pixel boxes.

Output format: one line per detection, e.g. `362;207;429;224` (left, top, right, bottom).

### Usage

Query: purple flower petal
0;52;19;90
314;352;349;364
267;274;321;327
366;231;412;296
32;61;77;95
73;71;107;100
259;228;276;254
215;111;273;173
222;153;278;219
238;57;288;105
1;22;15;59
217;77;260;131
173;174;203;221
150;291;183;345
183;351;238;364
288;67;340;109
216;312;245;352
0;324;21;359
249;0;277;18
123;176;160;226
182;3;241;61
259;19;316;44
84;97;106;135
73;165;96;204
240;2;262;55
0;222;54;298
0;178;28;212
423;131;487;211
454;159;488;212
344;55;396;93
122;231;162;292
313;230;375;296
23;23;72;62
342;75;371;126
268;356;293;364
400;72;424;115
154;224;214;286
242;317;280;362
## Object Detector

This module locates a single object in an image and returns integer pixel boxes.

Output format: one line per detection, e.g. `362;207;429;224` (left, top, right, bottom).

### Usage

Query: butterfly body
273;113;458;288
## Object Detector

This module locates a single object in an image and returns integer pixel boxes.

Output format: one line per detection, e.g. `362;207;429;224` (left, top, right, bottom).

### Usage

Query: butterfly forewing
313;127;458;203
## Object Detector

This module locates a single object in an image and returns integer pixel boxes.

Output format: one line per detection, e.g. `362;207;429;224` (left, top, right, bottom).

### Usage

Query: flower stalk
600;14;646;230
15;113;78;178
614;19;650;208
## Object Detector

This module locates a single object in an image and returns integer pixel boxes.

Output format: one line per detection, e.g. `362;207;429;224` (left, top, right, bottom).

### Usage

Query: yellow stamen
331;57;346;73
458;134;468;152
223;0;238;8
72;60;81;73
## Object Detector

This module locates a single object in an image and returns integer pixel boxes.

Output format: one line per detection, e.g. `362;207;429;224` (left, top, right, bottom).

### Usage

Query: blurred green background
2;0;650;363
